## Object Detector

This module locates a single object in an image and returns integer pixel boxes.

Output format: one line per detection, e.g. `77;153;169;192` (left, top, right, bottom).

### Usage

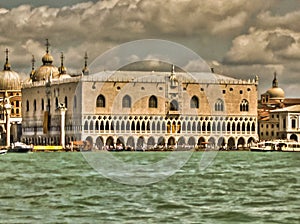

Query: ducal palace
1;41;259;150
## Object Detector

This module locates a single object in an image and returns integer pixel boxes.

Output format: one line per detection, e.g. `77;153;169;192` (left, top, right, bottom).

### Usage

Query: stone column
4;101;12;147
59;107;67;149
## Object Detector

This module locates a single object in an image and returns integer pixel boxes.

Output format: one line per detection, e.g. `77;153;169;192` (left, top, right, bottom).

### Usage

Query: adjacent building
258;73;300;141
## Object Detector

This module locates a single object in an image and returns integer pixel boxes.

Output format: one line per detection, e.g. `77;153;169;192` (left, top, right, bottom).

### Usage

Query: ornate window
170;100;178;111
96;94;105;107
240;99;249;111
214;99;224;111
149;95;158;108
122;95;131;108
190;96;199;108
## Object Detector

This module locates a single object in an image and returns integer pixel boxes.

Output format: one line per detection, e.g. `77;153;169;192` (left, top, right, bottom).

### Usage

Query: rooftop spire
31;55;35;70
272;71;278;88
30;55;36;79
60;52;64;67
45;38;50;53
42;39;53;65
59;52;67;74
3;48;11;71
82;52;89;75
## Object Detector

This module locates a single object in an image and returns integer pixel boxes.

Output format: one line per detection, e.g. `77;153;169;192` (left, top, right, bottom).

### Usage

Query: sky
0;0;300;97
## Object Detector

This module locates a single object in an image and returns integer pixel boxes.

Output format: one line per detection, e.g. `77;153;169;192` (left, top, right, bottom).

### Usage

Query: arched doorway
137;136;145;150
116;137;125;150
227;137;235;150
157;136;166;149
147;137;155;149
217;137;226;149
178;137;185;147
188;137;196;147
106;136;114;149
95;136;104;150
85;136;93;150
290;134;298;142
126;136;135;150
237;137;245;149
167;137;176;148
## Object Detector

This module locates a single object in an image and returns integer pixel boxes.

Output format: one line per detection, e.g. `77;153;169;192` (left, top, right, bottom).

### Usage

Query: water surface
0;151;299;223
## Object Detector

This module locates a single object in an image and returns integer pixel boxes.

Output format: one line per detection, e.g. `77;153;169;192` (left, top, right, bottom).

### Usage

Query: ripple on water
0;152;299;223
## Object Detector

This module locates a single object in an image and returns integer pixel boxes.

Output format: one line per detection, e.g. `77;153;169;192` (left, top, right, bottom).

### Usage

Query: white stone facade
21;70;259;150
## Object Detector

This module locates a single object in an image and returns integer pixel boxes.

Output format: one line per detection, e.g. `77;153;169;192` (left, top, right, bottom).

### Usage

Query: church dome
266;72;285;100
33;65;60;81
0;49;21;90
0;69;21;90
267;87;285;99
42;53;54;65
31;39;60;82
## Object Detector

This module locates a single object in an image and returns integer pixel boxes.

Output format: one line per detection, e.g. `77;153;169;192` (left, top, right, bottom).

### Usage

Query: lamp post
4;99;12;147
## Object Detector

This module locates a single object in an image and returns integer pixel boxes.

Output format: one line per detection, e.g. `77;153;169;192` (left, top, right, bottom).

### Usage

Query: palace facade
21;42;259;150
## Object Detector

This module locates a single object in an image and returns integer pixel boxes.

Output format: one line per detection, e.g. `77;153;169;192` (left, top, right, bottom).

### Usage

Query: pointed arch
149;95;158;108
215;99;224;111
190;95;199;108
240;99;249;112
122;95;131;108
96;94;105;107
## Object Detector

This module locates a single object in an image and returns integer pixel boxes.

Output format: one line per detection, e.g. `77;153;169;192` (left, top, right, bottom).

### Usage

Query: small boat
250;141;278;152
0;149;7;155
8;142;33;153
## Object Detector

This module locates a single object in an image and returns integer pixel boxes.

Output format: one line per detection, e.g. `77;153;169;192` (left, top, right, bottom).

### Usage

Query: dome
0;49;21;90
0;69;21;90
266;87;285;99
266;72;285;100
42;53;53;65
33;65;60;81
31;40;60;82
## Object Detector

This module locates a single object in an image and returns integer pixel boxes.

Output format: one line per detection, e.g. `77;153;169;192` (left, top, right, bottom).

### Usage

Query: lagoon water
0;151;299;223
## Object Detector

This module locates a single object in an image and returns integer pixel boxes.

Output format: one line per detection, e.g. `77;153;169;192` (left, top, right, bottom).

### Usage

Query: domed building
31;39;60;82
261;72;285;105
0;49;22;146
258;72;300;141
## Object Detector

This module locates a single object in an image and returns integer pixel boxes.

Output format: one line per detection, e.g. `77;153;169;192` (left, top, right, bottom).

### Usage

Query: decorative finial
31;55;35;70
172;64;175;73
5;48;9;63
84;52;88;68
272;71;278;88
3;48;11;71
60;52;64;67
82;52;89;75
45;39;50;53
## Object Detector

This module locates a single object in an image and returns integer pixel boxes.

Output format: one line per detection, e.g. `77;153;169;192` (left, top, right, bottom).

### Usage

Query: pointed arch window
170;100;178;111
96;94;105;107
240;99;249;112
122;95;131;108
215;99;224;111
149;95;158;108
190;96;199;108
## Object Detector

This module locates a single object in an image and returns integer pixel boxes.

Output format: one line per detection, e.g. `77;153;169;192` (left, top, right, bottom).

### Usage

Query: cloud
0;0;299;97
223;27;300;65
